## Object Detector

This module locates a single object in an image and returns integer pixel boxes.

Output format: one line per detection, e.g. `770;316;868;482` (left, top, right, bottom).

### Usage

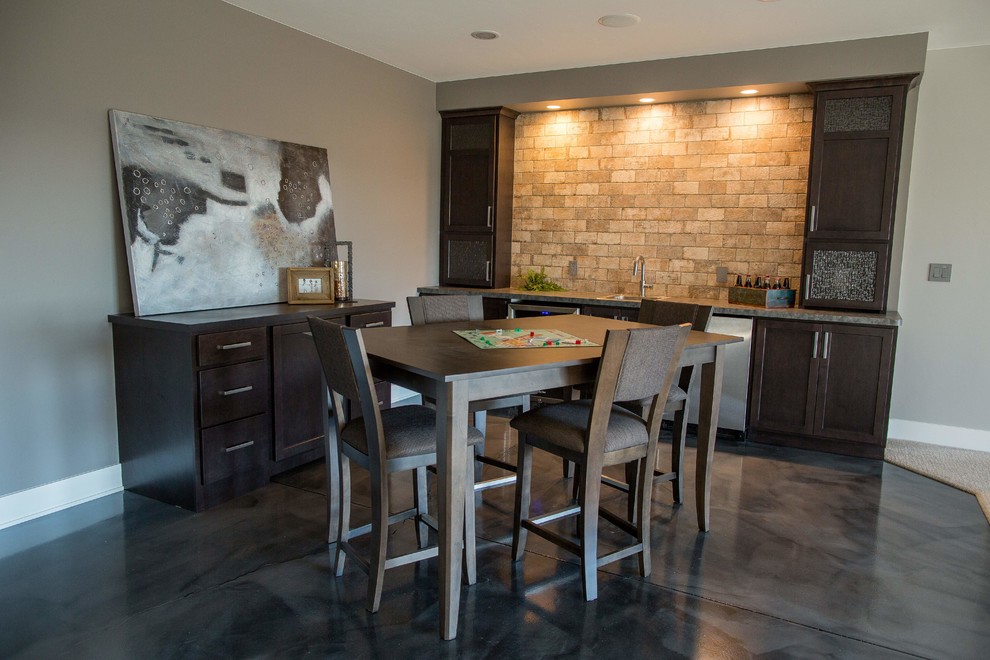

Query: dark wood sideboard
108;300;394;511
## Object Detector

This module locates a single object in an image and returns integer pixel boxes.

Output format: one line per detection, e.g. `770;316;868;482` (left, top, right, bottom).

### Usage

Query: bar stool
510;323;690;601
308;315;484;612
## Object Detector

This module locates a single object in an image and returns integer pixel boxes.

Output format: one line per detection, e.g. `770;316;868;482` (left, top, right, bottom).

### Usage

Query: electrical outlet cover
928;263;952;282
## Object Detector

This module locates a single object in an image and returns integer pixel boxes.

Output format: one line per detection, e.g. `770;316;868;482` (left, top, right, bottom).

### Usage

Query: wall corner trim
0;465;123;531
888;419;990;452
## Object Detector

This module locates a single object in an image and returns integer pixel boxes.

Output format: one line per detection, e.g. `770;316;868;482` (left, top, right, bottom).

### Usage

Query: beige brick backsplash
511;94;812;300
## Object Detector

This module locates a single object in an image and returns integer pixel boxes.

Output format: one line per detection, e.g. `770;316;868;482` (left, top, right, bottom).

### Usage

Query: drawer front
198;327;267;367
201;413;269;485
199;360;269;428
348;311;391;329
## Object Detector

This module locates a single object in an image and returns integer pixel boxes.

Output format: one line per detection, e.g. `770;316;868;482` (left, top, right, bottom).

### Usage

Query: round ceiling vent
597;14;641;28
470;30;501;40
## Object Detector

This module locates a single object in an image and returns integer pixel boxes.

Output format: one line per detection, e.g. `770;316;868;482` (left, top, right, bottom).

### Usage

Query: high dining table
348;313;742;640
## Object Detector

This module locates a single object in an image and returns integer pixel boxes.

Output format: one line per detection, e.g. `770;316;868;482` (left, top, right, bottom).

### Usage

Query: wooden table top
360;315;741;382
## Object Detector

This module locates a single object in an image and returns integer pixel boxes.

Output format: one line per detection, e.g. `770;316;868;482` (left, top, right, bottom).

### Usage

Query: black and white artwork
110;109;337;316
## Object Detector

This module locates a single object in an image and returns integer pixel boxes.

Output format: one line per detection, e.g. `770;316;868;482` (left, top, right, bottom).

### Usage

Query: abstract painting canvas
110;110;337;316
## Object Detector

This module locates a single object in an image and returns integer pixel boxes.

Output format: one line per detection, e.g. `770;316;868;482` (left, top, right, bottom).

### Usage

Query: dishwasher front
685;315;753;435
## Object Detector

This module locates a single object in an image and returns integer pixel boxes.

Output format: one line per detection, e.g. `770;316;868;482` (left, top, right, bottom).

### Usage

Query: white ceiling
222;0;990;83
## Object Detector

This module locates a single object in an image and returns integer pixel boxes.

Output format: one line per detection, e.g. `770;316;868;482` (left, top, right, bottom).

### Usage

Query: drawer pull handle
486;205;493;228
364;321;385;328
809;205;817;232
219;341;252;351
221;385;254;396
823;331;832;360
812;331;820;359
225;440;255;453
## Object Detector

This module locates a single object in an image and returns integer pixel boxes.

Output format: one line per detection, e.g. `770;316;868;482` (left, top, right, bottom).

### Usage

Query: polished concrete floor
2;420;989;659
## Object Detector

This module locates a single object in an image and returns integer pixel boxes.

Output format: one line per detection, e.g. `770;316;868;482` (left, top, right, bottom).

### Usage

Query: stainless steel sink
596;294;641;301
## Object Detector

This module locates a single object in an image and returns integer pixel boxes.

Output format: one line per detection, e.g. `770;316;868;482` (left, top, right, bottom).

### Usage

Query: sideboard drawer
199;360;269;428
198;327;267;367
201;413;268;485
349;311;391;329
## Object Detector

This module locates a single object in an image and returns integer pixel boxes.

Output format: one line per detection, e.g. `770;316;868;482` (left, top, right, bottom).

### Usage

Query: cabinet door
580;304;637;321
482;297;509;320
807;85;906;241
814;324;895;444
748;319;822;436
802;240;890;311
442;115;495;232
441;233;495;287
271;321;330;462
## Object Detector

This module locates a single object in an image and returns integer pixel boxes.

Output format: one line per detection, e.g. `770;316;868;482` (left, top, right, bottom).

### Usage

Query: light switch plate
928;263;952;282
716;266;728;284
568;259;578;277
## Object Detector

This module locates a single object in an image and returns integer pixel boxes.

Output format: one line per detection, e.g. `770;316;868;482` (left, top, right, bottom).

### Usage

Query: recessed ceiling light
470;30;500;40
546;105;561;110
598;14;640;28
740;89;759;95
639;98;655;103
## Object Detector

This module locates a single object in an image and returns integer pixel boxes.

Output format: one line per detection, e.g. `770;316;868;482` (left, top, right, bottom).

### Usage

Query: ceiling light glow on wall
740;89;759;95
546;105;561;110
639;98;655;103
470;30;500;40
597;14;640;28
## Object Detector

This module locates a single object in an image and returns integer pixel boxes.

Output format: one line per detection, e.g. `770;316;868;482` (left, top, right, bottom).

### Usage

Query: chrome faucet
632;256;652;298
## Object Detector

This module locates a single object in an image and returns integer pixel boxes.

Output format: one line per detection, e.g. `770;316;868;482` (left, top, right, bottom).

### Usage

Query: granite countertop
416;286;902;327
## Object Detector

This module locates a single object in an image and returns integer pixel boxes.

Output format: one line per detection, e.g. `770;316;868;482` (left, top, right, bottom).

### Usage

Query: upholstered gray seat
308;315;482;613
340;405;483;459
511;401;650;454
510;323;691;602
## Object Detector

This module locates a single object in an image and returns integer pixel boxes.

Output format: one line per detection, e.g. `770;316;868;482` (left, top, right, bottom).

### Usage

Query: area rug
885;438;990;525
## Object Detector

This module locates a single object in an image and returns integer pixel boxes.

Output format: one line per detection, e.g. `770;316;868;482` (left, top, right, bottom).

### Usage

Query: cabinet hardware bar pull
221;385;253;396
812;331;820;359
823;331;831;360
364;321;385;328
805;274;812;296
485;260;491;282
224;440;255;453
486;205;493;228
809;205;817;232
218;341;252;351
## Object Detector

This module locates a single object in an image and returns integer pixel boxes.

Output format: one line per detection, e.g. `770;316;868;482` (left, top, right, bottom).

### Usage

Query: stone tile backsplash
511;94;812;300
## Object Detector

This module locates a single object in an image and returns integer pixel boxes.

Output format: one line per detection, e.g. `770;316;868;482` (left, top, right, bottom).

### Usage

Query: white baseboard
0;465;123;531
391;385;421;405
888;419;990;452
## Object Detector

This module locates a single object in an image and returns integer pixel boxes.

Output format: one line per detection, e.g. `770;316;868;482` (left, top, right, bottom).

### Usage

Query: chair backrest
308;315;386;462
407;295;484;325
637;299;713;391
587;324;691;453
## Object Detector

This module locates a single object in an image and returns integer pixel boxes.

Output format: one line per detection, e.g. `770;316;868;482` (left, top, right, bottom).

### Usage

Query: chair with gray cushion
308;315;484;613
510;323;690;601
407;294;530;491
624;300;713;504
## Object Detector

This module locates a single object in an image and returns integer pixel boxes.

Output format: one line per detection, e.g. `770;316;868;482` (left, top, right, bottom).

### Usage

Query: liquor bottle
783;277;790;290
764;275;771;289
735;274;743;287
754;275;762;288
772;277;781;289
745;274;752;288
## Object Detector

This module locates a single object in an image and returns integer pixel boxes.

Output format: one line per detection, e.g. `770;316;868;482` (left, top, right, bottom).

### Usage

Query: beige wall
890;44;990;441
0;0;439;497
511;95;812;298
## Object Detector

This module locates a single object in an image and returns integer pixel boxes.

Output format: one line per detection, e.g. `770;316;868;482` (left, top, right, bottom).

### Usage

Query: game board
454;328;600;350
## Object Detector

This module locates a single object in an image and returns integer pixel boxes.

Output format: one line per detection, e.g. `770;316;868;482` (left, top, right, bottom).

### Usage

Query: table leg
695;345;725;532
436;381;468;640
